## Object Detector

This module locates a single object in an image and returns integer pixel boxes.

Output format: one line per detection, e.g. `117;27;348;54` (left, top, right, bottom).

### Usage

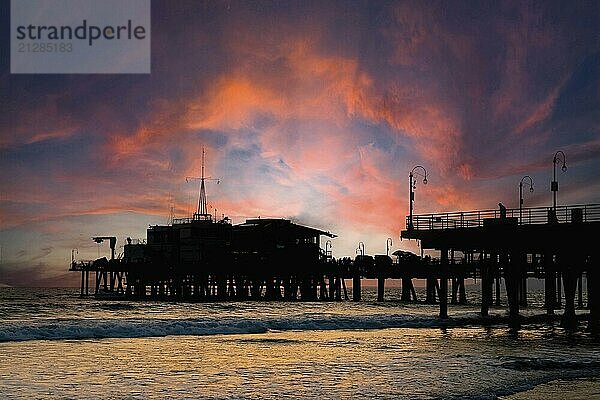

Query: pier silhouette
69;150;600;330
401;203;600;328
70;202;600;329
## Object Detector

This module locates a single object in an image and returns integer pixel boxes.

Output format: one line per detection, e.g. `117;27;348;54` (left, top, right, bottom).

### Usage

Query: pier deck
401;203;600;326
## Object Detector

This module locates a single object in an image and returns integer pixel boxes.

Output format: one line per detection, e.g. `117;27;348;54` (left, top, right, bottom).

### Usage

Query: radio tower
186;148;220;220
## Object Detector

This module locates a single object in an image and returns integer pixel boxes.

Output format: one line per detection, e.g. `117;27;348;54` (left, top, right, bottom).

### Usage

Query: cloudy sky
1;0;599;286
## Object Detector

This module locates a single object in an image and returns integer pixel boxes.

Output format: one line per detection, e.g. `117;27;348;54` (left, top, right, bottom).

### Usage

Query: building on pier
70;148;338;301
71;215;337;301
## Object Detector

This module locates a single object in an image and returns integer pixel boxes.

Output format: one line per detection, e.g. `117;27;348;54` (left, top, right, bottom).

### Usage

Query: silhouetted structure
68;149;600;330
401;203;600;329
72;216;338;301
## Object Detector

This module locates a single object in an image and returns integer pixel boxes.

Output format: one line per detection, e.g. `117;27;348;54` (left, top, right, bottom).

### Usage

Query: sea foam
0;313;487;342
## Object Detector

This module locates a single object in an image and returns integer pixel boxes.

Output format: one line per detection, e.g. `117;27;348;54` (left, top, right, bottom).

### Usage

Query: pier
401;203;599;327
70;203;599;329
68;149;600;329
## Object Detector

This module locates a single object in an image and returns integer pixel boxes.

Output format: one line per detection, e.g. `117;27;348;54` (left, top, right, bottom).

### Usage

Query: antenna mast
186;147;220;220
198;148;207;216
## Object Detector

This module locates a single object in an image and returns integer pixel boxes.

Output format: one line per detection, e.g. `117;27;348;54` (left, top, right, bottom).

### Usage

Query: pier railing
407;203;600;231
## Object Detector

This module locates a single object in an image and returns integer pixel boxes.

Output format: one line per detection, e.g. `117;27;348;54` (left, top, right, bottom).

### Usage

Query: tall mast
186;147;220;220
198;148;207;216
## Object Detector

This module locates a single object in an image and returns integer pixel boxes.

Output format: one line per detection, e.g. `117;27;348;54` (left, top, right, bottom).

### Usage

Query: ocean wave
0;313;489;342
500;356;600;371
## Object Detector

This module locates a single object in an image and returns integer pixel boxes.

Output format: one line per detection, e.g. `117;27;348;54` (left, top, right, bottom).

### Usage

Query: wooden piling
519;274;527;308
544;253;556;315
342;278;349;300
426;278;437;303
352;275;361;301
439;248;448;319
518;253;527;308
80;271;85;296
556;272;563;309
451;278;458;304
458;278;466;304
481;264;491;317
328;275;335;300
589;264;599;333
578;274;584;309
495;269;501;306
377;277;385;302
562;267;578;328
401;278;417;301
504;252;520;324
451;277;467;305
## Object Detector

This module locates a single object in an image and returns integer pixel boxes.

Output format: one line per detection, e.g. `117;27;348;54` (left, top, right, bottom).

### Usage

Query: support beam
578;274;584;309
95;271;100;295
562;267;578;328
481;264;492;317
401;278;417;301
495;269;501;306
451;278;458;304
458;277;467;304
504;252;520;326
377;277;385;302
589;263;600;333
518;253;527;308
80;271;85;296
85;270;89;296
328;274;335;301
352;275;361;302
450;277;467;305
439;248;448;319
556;272;563;309
426;278;437;304
544;254;556;315
519;274;528;308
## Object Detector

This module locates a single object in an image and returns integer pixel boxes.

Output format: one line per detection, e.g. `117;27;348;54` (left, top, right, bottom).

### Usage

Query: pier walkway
401;203;600;327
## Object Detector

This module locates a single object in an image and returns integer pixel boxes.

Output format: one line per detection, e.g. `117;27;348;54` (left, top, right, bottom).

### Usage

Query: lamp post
519;176;534;224
409;166;428;230
552;151;567;215
386;238;393;256
71;248;78;267
358;241;365;256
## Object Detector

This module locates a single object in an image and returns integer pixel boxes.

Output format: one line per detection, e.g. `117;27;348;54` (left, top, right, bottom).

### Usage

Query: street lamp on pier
409;166;428;230
519;176;534;224
71;248;78;267
357;241;365;256
552;151;567;214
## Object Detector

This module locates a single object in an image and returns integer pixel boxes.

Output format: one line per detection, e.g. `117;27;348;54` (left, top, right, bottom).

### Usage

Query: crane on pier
186;148;220;220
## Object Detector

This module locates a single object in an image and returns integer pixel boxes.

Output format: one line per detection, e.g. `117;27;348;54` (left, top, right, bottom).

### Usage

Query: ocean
1;286;599;399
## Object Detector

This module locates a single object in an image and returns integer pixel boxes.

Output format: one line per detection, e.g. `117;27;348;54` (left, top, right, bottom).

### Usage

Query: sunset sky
1;1;599;286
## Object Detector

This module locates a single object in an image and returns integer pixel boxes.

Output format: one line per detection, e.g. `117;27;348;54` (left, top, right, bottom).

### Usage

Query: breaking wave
0;313;491;342
500;356;600;371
